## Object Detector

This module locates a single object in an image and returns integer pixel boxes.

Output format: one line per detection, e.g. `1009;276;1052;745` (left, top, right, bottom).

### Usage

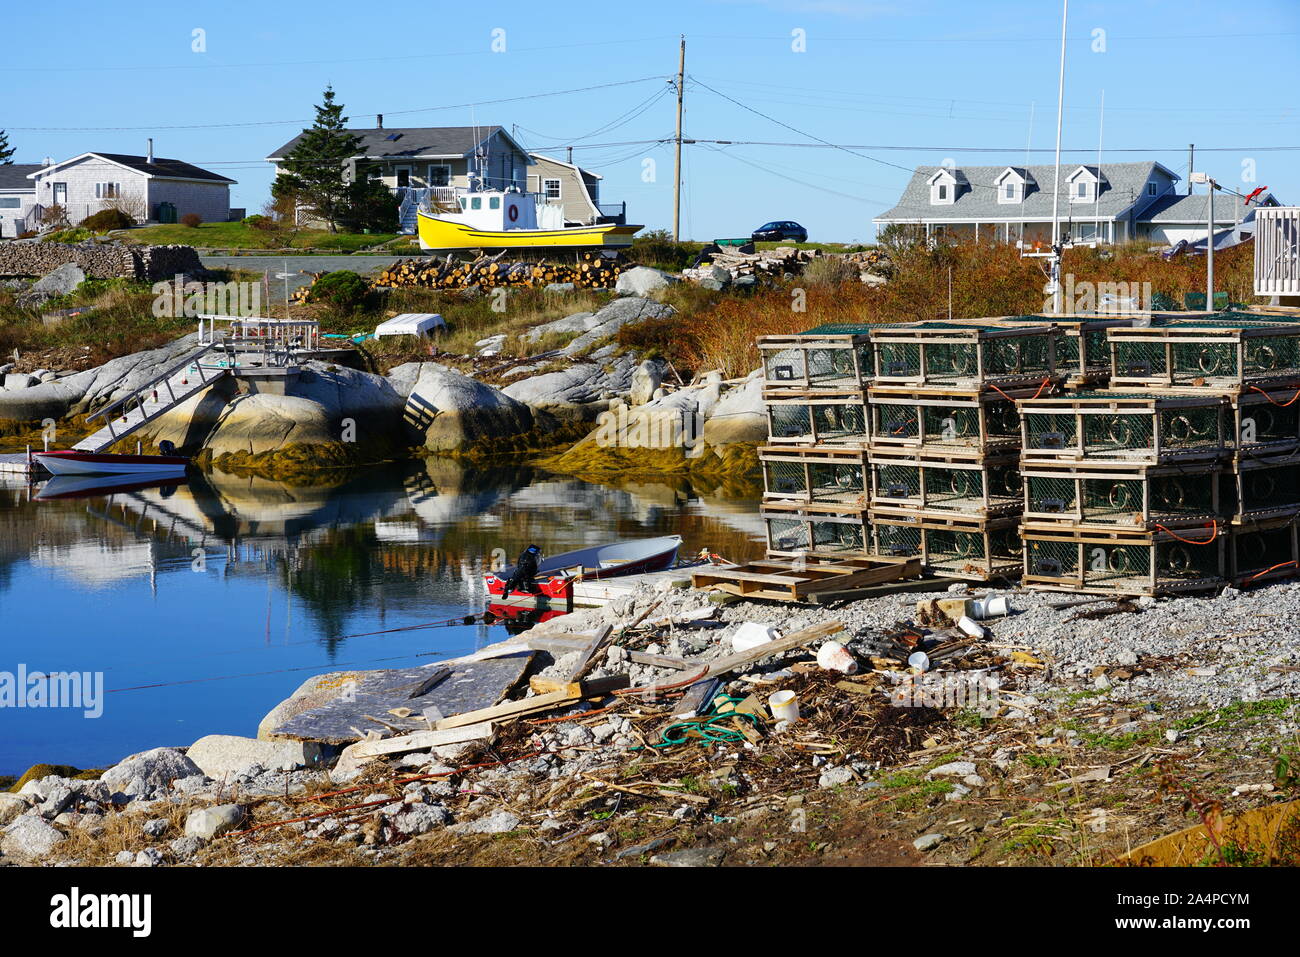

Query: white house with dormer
875;161;1278;247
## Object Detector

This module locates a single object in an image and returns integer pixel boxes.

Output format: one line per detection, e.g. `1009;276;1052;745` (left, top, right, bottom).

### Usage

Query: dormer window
927;167;961;205
995;167;1030;204
1067;165;1102;204
1004;183;1015;200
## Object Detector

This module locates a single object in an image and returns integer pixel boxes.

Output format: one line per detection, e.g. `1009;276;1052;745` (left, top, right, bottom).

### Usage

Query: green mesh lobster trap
869;448;1021;519
869;322;1059;389
765;395;868;445
1232;453;1300;521
759;446;870;506
869;513;1021;581
1021;524;1225;596
1019;393;1227;464
1021;462;1226;528
947;315;1136;386
1228;516;1300;586
867;387;1022;453
1232;386;1300;453
762;503;870;559
759;331;874;396
1108;318;1300;391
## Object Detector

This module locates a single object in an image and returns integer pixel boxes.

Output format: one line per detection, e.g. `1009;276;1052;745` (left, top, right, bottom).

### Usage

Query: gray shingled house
0;164;44;237
874;161;1276;246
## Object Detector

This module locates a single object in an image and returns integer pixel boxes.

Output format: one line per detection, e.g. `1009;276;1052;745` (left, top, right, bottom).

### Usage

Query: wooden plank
700;620;844;679
566;624;613;682
528;674;631;697
434;689;577;730
350;722;495;759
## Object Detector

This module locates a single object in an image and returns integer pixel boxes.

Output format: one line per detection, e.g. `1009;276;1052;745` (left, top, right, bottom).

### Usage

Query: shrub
630;229;697;271
78;208;135;232
180;212;203;228
242;214;276;231
40;227;94;244
17;230;36;239
307;270;371;314
339;178;399;234
802;255;860;286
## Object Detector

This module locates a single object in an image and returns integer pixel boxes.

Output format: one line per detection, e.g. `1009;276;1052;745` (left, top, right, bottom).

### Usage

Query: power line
7;76;669;132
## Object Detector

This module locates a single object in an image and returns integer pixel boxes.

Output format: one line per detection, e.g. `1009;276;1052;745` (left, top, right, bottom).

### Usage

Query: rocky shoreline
5;576;1299;868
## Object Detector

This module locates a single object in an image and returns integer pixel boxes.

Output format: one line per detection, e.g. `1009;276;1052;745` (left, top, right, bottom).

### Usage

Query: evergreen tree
272;86;362;232
0;129;14;165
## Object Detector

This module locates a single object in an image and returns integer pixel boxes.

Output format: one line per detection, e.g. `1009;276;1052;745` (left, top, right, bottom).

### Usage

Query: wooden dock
0;452;40;477
691;556;922;603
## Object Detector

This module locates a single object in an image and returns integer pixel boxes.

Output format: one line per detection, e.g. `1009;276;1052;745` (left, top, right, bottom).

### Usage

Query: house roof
29;153;235;184
0;164;42;191
1141;191;1278;223
529;153;603;181
875;161;1177;223
266;125;530;162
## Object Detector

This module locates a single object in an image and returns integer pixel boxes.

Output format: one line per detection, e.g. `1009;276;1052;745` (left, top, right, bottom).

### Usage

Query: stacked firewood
374;251;627;290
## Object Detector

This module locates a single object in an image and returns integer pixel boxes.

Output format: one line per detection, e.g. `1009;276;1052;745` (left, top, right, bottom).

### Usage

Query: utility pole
1187;144;1195;194
672;34;685;242
1048;0;1069;314
1207;181;1215;309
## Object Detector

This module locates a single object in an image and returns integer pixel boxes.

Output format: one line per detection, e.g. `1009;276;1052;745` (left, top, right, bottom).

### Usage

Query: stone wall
0;241;204;281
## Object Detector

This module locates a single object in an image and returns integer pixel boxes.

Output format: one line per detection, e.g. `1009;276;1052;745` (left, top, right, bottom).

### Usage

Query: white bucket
768;690;800;723
957;615;986;638
816;641;859;674
971;593;1010;619
731;621;781;653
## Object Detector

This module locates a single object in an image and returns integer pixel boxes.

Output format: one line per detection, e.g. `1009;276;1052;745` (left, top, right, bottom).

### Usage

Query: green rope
633;695;763;750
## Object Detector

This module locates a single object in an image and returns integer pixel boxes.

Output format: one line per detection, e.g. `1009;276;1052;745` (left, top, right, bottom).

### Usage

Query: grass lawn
120;221;407;253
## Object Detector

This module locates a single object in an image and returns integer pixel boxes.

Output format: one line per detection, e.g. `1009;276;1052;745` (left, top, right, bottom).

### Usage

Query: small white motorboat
33;450;190;478
485;535;683;600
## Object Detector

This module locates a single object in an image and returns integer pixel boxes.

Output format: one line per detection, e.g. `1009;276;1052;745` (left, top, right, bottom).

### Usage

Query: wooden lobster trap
947;314;1136;387
1228;515;1300;587
1230;384;1300;455
759;328;874;398
867;386;1023;454
1107;317;1300;393
1021;460;1227;530
868;447;1022;520
1018;393;1227;465
869;321;1060;390
765;393;869;446
762;502;871;560
759;445;870;506
1230;451;1300;522
1021;523;1225;596
869;512;1022;581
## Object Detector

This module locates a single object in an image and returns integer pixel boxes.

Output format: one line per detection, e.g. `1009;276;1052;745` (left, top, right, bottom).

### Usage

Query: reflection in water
0;461;762;774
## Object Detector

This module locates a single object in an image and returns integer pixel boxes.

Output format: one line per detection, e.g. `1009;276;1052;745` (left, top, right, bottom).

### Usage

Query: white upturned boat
33;450;190;478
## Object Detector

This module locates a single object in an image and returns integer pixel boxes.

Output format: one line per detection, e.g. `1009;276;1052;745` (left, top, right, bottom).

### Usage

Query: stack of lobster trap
754;311;1300;597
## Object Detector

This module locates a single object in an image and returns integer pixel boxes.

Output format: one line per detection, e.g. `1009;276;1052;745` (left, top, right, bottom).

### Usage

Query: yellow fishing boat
415;188;640;252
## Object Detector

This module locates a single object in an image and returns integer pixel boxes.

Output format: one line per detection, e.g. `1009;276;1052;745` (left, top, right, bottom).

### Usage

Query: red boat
485;535;683;600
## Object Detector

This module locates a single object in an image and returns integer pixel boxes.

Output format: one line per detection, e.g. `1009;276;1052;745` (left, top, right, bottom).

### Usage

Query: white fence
1255;207;1300;298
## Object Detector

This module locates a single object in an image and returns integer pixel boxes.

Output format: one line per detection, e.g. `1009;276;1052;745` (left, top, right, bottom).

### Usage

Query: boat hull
34;451;190;478
484;535;682;599
417;211;641;251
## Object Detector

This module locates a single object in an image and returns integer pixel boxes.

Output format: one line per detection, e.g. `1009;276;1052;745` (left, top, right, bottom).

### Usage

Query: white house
0;164;44;237
24;146;235;228
874;161;1277;247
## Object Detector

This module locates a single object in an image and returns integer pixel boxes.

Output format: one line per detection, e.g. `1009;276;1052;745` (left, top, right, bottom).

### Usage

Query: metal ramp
72;344;230;453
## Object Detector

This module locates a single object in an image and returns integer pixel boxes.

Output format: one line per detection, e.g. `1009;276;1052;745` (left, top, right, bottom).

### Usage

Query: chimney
376;114;383;130
147;138;154;164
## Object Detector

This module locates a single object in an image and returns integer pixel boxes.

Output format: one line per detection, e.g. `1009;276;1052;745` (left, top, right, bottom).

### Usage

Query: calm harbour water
0;460;762;776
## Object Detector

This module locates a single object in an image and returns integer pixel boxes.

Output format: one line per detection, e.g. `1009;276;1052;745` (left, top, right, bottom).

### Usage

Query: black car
751;220;807;243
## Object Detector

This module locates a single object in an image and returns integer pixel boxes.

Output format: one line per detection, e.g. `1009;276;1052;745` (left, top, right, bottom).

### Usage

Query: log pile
683;245;813;284
374;252;627;291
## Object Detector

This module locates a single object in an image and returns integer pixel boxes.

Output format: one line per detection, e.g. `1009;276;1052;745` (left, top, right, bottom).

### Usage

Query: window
543;178;562;201
0;197;20;209
427;164;450;187
488;196;501;210
1005;183;1015;199
94;182;120;199
470;197;482;210
1146;182;1157;196
937;184;948;201
395;167;411;188
1076;181;1088;198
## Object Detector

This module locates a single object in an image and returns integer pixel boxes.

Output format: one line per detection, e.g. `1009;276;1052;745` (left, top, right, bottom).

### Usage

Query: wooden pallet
691;556;921;602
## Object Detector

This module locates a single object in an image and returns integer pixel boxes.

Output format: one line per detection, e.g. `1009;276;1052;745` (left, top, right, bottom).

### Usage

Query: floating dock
0;452;41;477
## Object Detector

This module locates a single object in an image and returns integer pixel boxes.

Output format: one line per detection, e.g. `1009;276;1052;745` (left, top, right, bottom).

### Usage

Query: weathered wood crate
868;386;1023;454
766;394;869;445
1228;516;1300;586
1231;385;1300;454
759;445;870;506
947;314;1137;387
1021;523;1224;596
1107;317;1300;392
870;512;1021;581
1230;452;1300;522
1018;393;1227;465
762;502;870;559
759;328;874;397
868;447;1021;519
1021;460;1226;529
870;321;1060;390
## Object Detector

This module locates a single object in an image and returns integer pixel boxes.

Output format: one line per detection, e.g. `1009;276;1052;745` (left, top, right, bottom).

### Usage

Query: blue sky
5;0;1297;241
